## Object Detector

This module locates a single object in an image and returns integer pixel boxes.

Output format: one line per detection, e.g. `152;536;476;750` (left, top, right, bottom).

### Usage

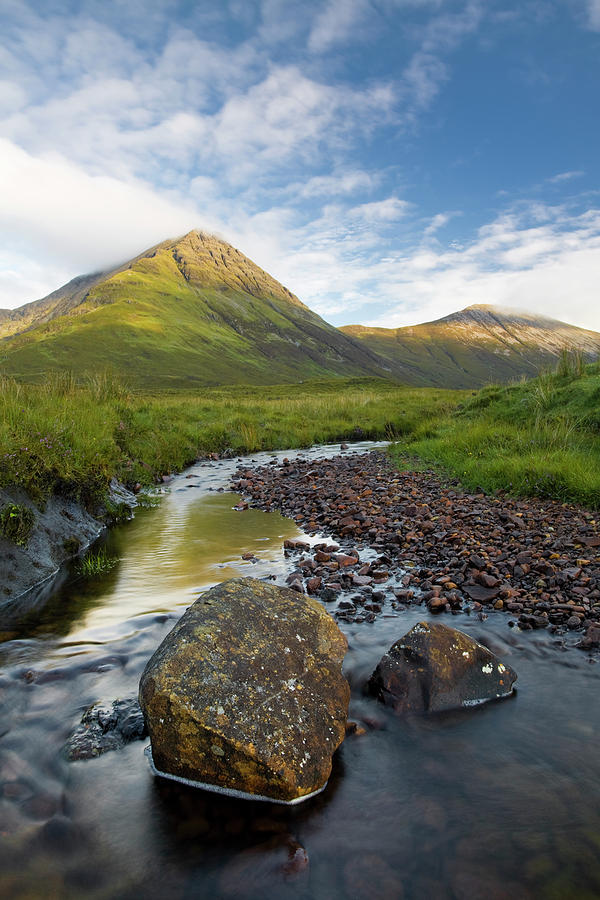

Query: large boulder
139;577;349;804
368;621;517;713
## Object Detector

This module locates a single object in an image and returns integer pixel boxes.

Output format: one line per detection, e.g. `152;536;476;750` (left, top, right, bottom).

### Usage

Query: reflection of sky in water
79;493;302;638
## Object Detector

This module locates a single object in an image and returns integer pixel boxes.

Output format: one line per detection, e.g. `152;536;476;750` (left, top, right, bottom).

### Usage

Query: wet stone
139;577;350;803
369;621;517;714
578;623;600;650
65;697;147;760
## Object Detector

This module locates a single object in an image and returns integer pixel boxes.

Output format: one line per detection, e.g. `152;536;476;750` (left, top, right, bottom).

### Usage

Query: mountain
4;239;598;390
341;305;600;389
0;231;388;387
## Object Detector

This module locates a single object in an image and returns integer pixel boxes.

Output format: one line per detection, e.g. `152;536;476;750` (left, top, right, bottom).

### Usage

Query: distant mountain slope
341;305;600;388
0;231;388;387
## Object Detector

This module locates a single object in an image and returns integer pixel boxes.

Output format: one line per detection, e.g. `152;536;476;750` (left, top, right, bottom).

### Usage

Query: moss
63;536;81;555
103;500;133;524
0;503;35;547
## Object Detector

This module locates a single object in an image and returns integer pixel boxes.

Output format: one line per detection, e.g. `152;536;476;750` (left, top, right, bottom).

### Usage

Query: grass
390;355;600;509
0;503;35;547
0;373;462;505
76;547;119;577
3;353;598;512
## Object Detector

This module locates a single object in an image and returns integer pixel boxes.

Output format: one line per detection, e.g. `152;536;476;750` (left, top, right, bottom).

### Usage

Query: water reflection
73;492;302;639
1;492;302;652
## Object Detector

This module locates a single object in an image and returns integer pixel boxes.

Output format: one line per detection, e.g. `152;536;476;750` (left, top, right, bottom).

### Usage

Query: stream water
1;443;599;899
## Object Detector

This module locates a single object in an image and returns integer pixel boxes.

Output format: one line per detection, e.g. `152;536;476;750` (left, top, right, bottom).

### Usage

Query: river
1;443;599;899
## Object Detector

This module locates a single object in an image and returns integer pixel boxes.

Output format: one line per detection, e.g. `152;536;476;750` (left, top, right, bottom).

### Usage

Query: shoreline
0;479;137;620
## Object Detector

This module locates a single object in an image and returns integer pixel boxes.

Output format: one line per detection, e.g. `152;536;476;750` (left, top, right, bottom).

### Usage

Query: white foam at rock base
144;745;327;805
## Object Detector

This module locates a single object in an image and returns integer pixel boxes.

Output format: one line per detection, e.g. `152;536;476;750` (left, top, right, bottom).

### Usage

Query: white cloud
307;0;371;53
418;0;483;52
2;20;395;187
401;51;448;108
424;212;453;235
0;139;203;306
348;197;410;222
547;170;584;184
395;1;484;118
0;81;27;115
586;0;600;29
295;169;378;199
213;68;395;174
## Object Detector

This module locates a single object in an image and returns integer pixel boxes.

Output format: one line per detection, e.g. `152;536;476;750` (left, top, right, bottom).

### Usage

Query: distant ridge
0;230;388;387
341;304;600;388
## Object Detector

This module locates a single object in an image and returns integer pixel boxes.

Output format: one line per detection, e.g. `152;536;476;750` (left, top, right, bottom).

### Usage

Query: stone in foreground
139;577;349;803
369;621;517;713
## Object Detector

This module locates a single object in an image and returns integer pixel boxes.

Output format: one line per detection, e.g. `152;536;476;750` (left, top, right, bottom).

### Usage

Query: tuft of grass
0;503;35;547
76;547;118;577
556;346;586;379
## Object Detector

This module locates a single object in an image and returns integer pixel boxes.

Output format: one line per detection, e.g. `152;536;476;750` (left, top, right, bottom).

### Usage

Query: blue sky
0;0;599;329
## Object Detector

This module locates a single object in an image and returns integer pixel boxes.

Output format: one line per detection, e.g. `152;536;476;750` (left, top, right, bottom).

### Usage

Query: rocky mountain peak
165;230;306;308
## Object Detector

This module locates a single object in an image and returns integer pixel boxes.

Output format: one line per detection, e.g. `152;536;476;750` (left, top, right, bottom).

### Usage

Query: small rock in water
65;698;147;760
578;623;600;650
282;841;309;877
139;577;350;803
368;621;517;714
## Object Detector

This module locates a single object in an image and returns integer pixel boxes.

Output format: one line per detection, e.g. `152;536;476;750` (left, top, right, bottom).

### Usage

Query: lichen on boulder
369;621;517;713
139;577;350;803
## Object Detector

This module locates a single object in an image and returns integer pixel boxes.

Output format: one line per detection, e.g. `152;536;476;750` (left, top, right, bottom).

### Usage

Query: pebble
230;451;600;650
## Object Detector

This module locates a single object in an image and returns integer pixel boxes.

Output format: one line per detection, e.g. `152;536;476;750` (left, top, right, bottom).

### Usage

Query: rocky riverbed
2;443;600;898
232;450;600;650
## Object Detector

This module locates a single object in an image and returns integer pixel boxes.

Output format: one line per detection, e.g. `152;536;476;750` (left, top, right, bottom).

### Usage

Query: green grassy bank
390;357;600;508
3;357;598;513
0;374;460;505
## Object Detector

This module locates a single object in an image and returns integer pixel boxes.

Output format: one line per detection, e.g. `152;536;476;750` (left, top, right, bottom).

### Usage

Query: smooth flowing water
1;444;599;899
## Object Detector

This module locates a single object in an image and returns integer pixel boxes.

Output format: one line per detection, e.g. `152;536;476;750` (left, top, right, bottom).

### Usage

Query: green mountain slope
0;231;388;387
342;305;600;388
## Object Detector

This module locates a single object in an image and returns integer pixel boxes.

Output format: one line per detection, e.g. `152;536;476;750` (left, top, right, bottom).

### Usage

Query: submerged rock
369;621;517;713
139;577;349;803
65;698;147;760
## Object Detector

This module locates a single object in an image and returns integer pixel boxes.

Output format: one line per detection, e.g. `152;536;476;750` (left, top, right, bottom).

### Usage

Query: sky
0;0;599;331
